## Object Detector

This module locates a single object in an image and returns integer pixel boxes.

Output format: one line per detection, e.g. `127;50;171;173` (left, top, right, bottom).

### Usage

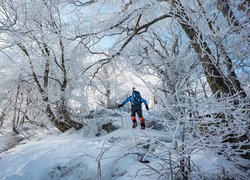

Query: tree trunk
217;0;240;27
12;84;20;134
0;108;8;130
106;88;112;109
45;104;72;132
59;98;83;130
196;0;247;98
59;38;83;130
237;0;250;16
219;43;246;98
170;0;234;97
18;43;81;132
215;0;247;98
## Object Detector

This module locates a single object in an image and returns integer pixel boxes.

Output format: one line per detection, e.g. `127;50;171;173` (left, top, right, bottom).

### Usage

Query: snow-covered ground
0;109;248;180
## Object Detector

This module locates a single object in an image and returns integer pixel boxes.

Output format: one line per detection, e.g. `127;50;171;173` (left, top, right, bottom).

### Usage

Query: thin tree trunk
169;150;174;180
0;107;8;129
106;89;111;109
180;125;187;180
12;84;20;134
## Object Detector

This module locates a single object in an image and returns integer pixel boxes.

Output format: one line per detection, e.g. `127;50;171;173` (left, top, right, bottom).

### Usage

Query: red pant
131;105;144;124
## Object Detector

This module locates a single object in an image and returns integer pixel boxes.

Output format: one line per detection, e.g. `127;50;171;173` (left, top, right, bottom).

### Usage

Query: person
118;88;149;129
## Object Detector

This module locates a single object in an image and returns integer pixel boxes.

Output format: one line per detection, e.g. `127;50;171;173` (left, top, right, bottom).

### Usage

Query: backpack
131;90;142;105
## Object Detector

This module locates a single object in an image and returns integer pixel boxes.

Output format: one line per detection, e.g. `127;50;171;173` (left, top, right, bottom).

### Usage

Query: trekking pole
120;108;124;130
146;109;151;128
147;109;150;116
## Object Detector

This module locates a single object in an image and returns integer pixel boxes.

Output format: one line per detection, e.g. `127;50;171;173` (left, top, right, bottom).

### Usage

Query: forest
0;0;249;179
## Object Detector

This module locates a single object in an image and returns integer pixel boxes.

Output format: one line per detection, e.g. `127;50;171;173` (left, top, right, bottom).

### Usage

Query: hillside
0;109;247;180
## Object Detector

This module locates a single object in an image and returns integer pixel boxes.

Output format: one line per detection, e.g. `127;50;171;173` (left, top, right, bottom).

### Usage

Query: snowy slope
0;129;168;179
0;109;245;180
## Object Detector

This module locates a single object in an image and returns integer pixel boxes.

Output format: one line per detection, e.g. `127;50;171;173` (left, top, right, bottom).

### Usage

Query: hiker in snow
118;88;149;129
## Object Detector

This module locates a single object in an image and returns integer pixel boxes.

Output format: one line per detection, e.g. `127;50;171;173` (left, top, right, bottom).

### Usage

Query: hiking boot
141;123;145;130
132;121;137;128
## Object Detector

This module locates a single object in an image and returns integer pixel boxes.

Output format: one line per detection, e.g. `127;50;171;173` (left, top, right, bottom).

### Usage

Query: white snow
0;110;247;180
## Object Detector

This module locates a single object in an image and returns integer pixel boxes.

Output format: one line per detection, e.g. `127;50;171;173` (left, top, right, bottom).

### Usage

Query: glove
118;104;123;108
146;105;149;110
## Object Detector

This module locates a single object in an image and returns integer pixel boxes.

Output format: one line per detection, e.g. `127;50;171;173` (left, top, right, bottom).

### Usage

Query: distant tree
90;63;123;109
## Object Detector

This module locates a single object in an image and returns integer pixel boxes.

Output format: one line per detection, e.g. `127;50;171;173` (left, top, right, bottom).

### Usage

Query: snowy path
0;125;172;180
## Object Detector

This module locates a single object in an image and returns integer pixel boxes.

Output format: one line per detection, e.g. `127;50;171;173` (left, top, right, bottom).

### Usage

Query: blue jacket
121;95;148;107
